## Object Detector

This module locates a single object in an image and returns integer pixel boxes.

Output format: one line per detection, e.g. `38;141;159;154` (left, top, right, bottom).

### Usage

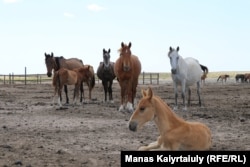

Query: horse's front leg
126;81;134;113
173;81;178;111
73;84;80;106
102;80;108;102
108;80;114;102
196;81;201;106
139;136;162;151
187;87;191;106
118;81;126;112
181;81;187;111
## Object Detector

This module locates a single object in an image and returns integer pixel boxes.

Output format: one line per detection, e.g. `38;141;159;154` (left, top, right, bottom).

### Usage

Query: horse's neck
153;96;184;135
177;56;188;73
56;57;67;69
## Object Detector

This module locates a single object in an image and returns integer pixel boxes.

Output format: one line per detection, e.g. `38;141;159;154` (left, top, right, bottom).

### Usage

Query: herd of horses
44;42;215;150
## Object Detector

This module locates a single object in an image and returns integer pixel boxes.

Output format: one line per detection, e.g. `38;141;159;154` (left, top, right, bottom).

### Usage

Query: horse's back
65;58;84;69
184;57;202;84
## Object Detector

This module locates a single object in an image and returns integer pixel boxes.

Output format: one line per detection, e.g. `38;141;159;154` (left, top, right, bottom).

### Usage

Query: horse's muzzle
47;72;52;77
171;69;177;74
123;66;130;72
129;121;137;132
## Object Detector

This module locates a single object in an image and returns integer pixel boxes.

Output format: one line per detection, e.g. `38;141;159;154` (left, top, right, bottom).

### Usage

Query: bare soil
0;79;249;167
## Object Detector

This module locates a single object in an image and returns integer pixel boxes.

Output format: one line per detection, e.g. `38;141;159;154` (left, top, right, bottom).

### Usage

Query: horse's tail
87;65;95;91
200;64;208;75
90;74;95;91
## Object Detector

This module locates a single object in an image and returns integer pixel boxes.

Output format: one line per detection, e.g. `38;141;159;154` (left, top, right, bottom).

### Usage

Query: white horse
168;46;203;111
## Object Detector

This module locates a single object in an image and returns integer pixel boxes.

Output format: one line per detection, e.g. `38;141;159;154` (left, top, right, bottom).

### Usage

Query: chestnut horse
200;65;209;85
45;52;95;103
52;66;91;106
114;42;141;112
97;48;116;102
129;87;212;150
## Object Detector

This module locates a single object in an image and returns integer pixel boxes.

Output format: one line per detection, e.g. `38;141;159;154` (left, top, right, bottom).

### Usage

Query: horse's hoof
126;102;134;112
118;105;125;112
173;106;178;111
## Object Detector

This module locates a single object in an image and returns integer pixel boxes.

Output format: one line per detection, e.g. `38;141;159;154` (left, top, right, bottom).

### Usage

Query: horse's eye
140;107;145;112
177;56;179;60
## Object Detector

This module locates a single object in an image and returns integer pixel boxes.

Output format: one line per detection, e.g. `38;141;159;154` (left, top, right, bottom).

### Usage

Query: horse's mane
55;56;64;70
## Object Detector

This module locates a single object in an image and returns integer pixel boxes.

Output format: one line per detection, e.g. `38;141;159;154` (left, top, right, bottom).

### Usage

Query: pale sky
1;0;250;74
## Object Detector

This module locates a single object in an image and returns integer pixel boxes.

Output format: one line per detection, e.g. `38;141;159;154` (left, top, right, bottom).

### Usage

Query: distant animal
217;74;229;83
82;64;95;101
200;65;209;85
114;42;141;112
235;74;245;83
244;73;250;83
45;52;95;103
168;46;203;111
201;73;207;85
97;48;116;102
129;87;212;150
52;66;91;107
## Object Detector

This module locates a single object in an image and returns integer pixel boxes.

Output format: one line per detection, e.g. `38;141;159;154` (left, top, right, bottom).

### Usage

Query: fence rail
0;72;161;85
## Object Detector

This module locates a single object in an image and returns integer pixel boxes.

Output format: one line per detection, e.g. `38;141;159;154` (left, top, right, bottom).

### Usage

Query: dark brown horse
52;66;91;106
114;42;141;112
97;48;116;102
235;74;245;83
45;52;95;103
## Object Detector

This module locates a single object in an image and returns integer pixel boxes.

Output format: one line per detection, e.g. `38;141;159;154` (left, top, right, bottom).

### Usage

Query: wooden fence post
25;67;27;85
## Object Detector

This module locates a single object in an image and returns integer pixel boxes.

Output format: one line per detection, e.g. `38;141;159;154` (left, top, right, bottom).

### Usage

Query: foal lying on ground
129;87;212;150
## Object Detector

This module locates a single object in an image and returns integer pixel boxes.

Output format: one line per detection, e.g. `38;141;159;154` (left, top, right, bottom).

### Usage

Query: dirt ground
0;78;249;167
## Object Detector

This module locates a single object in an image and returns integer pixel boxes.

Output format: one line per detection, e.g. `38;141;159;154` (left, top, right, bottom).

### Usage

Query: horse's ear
44;52;47;57
141;89;147;97
108;48;111;53
176;46;179;52
128;42;132;48
121;42;124;47
147;87;153;100
51;52;54;57
103;49;105;53
169;47;173;52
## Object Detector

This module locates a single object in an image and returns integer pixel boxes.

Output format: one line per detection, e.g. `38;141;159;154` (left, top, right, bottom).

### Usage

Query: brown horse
52;66;91;107
235;74;245;83
129;87;212;150
97;48;116;102
82;64;95;101
201;73;207;85
45;52;95;103
217;74;229;83
114;42;141;112
244;73;250;83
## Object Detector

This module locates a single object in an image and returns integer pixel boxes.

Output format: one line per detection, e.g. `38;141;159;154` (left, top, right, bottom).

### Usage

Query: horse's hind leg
80;82;83;103
64;85;69;104
188;87;191;106
197;81;201;106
